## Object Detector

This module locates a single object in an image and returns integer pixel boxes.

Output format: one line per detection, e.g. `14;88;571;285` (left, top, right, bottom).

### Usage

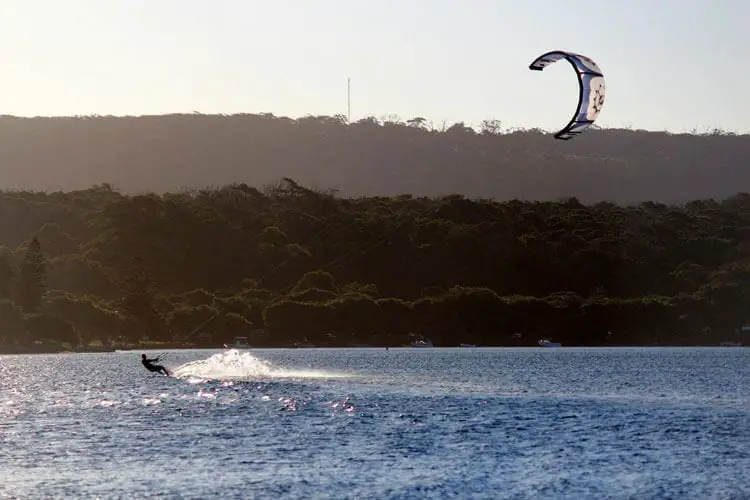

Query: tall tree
16;237;46;313
0;251;14;299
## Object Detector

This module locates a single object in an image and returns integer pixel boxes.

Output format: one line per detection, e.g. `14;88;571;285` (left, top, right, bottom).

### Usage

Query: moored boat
538;339;562;347
223;336;251;349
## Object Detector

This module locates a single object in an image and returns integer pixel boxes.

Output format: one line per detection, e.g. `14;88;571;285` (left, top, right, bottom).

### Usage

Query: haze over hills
0;113;748;204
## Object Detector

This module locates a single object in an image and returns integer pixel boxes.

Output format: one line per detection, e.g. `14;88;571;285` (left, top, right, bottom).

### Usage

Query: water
1;347;748;499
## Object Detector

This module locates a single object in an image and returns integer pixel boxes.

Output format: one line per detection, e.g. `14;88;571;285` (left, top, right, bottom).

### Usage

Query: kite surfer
141;353;170;376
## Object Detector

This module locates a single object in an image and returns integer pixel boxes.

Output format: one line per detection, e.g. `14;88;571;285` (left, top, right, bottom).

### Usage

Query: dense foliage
0;179;748;350
1;114;749;204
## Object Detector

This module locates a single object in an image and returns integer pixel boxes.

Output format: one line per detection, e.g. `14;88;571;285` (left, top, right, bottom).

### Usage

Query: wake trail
171;349;350;383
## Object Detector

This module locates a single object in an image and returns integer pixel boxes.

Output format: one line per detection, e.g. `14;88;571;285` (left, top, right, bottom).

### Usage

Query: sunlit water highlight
172;349;351;382
1;347;748;499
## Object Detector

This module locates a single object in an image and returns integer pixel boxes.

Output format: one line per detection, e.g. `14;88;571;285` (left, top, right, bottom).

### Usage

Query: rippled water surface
1;347;748;499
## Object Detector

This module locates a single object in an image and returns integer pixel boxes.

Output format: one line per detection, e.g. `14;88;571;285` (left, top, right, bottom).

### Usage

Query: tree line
1;113;749;204
0;179;748;351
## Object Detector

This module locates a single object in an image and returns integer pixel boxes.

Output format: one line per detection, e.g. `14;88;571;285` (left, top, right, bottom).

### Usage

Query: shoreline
0;344;745;355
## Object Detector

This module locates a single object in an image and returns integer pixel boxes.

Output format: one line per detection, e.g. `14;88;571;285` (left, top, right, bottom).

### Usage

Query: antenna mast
347;77;351;123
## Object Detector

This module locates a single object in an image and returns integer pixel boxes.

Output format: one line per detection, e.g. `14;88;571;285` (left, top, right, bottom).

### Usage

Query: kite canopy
529;50;605;140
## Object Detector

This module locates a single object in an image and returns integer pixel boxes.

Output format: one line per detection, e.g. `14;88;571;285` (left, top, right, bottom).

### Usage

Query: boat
410;338;434;348
292;339;315;348
459;343;477;348
538;339;562;347
223;336;251;349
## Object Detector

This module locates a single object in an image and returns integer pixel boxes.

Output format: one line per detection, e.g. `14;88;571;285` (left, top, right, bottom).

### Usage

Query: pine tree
16;237;46;313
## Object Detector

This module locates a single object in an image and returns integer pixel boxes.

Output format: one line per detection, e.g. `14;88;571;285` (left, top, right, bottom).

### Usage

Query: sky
1;0;748;133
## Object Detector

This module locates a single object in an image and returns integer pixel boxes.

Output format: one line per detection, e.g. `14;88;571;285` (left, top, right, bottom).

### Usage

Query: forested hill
1;114;748;204
0;181;749;350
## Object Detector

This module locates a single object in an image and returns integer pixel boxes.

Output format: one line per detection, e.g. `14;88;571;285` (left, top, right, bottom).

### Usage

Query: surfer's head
141;354;146;359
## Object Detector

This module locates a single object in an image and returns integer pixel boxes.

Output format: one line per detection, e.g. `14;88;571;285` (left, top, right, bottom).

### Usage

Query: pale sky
1;0;748;133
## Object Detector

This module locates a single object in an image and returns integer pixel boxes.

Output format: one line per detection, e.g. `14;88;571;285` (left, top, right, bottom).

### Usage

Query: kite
529;50;605;140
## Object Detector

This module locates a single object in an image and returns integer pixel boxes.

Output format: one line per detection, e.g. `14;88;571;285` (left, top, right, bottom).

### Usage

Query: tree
0;299;25;345
166;305;218;342
479;119;503;135
122;257;164;341
0;251;14;299
42;294;120;346
16;237;46;313
25;313;80;347
290;270;336;295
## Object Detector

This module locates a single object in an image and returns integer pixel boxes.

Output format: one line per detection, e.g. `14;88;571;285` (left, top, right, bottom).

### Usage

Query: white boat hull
538;339;562;347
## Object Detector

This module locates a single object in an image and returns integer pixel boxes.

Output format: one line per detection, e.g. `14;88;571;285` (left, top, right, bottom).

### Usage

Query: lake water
1;347;748;499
